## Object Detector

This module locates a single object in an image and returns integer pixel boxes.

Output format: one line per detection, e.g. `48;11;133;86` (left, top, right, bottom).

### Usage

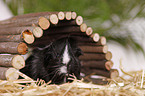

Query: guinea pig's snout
60;65;67;74
60;63;71;76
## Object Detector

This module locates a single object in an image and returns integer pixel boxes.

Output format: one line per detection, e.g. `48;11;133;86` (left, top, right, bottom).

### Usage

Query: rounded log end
71;12;77;19
103;45;108;53
105;61;114;70
50;14;59;24
22;30;35;44
80;23;87;32
105;51;112;60
86;27;93;36
6;68;19;80
76;16;83;25
65;12;72;20
38;17;50;30
100;36;106;45
58;11;65;20
12;55;25;69
91;33;100;42
33;27;43;38
110;69;119;78
18;42;28;55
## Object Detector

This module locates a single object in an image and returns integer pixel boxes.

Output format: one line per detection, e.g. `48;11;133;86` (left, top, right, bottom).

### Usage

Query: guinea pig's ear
74;47;83;57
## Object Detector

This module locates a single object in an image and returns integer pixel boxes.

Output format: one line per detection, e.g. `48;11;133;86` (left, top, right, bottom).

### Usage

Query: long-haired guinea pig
20;37;83;84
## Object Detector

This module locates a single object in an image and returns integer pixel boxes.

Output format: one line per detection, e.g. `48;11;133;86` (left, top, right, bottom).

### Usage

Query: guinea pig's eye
56;53;60;57
74;48;83;57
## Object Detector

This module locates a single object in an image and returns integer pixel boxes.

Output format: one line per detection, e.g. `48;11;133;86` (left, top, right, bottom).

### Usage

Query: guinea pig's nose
60;64;67;74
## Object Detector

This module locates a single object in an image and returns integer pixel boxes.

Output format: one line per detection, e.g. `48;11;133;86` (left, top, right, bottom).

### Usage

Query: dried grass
0;60;145;96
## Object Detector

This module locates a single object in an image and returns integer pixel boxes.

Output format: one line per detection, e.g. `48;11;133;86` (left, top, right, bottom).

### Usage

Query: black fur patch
20;37;82;84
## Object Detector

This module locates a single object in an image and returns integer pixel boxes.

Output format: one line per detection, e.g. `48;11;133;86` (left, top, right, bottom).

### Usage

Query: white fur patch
60;66;67;73
60;45;70;74
62;45;70;65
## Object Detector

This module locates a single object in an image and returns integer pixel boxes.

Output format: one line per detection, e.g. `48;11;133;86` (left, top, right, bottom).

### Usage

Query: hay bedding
0;69;145;96
0;62;145;96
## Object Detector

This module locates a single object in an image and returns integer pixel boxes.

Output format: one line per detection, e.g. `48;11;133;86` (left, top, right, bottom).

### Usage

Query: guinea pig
20;37;83;84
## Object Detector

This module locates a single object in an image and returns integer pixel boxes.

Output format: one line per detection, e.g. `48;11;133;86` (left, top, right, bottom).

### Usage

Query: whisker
51;70;59;82
42;69;58;78
60;74;64;79
52;65;62;68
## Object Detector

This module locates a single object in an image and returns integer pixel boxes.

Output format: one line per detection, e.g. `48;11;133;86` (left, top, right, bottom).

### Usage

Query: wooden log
31;35;98;47
0;42;28;54
49;14;59;24
0;26;42;36
22;30;35;44
97;36;106;45
76;16;83;25
0;26;32;35
58;11;65;20
0;67;8;80
43;25;89;38
32;32;101;47
0;17;39;28
0;67;19;80
0;30;35;43
71;12;77;19
0;12;73;28
105;51;112;60
44;26;85;35
78;36;107;46
31;33;84;46
74;33;100;43
79;45;108;53
105;61;113;71
0;12;60;24
32;32;95;45
65;12;72;20
81;68;119;78
10;12;64;19
0;35;22;42
0;15;50;30
32;26;43;38
90;33;100;42
27;11;64;21
109;69;119;78
38;17;50;30
81;60;113;70
54;19;83;27
86;27;93;36
79;51;112;60
72;34;99;43
23;11;63;22
80;23;87;32
0;55;25;69
4;12;62;26
55;20;76;27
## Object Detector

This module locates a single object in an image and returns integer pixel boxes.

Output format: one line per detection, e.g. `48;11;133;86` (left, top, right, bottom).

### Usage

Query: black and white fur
20;37;82;84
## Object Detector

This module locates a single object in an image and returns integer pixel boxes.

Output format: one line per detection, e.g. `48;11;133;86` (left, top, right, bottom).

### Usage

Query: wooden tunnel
0;11;119;84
